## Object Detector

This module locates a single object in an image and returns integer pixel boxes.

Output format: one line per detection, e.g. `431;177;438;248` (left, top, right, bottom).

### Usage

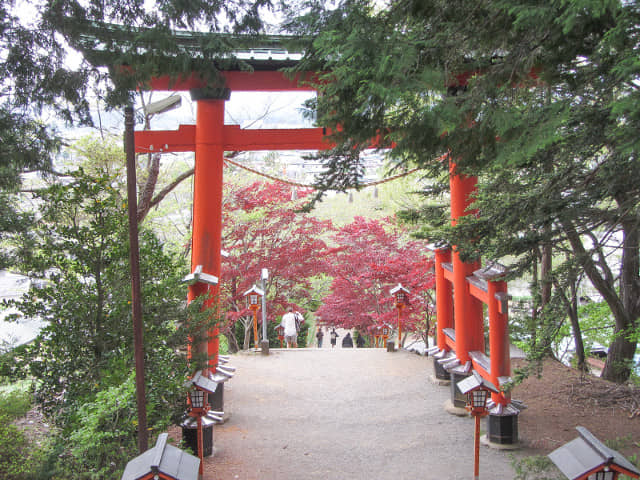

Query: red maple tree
220;180;333;349
316;216;435;344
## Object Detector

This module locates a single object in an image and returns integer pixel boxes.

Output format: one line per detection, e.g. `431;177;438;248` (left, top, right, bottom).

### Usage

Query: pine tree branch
562;219;626;325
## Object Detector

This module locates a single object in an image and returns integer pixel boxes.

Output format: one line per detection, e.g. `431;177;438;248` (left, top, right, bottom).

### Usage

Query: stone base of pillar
449;371;471;409
261;339;269;356
486;412;519;447
208;383;231;423
181;416;215;457
209;383;223;412
443;398;468;417
433;357;451;380
429;374;451;386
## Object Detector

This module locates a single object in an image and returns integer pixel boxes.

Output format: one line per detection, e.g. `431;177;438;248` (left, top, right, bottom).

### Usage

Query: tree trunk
601;212;639;382
568;281;586;372
535;242;556;357
242;318;252;350
554;274;586;372
137;153;160;223
530;251;538;348
601;333;637;382
540;241;552;308
563;218;639;383
225;331;239;354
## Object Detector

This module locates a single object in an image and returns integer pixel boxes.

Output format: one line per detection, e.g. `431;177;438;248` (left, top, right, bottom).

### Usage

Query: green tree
2;167;224;478
8;170;192;422
287;0;640;382
1;0;277;269
0;2;94;268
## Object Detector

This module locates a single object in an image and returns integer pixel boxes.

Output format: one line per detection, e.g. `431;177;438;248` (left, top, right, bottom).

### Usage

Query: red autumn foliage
315;216;435;337
221;181;333;332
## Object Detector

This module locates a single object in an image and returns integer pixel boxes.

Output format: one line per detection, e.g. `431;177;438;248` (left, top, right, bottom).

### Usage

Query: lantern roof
548;426;640;480
182;265;218;286
121;433;200;480
456;370;499;395
185;370;219;395
390;283;410;295
243;285;265;297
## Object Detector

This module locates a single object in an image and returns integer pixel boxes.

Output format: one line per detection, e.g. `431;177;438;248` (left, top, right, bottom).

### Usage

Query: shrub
0;386;32;419
0;414;37;479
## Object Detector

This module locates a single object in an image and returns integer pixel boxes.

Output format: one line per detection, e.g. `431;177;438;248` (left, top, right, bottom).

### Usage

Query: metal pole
261;269;268;341
473;414;481;480
125;105;148;453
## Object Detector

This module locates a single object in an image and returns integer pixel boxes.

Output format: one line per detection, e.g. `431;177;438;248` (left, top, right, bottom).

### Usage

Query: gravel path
203;347;519;479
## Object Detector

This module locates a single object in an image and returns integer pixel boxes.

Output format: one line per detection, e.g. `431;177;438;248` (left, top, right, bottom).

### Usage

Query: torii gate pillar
188;90;230;373
449;162;484;362
431;159;519;446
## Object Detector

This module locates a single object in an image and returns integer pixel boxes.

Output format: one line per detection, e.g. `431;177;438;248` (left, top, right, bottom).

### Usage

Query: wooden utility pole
125;105;148;453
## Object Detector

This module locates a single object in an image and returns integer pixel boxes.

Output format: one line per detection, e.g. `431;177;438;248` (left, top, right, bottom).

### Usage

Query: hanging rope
222;155;443;190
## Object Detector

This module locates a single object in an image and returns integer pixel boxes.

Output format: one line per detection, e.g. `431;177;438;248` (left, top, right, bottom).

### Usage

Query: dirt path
197;348;520;479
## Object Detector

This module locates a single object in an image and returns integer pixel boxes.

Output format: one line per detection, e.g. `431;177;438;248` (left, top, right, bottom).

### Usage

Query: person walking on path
329;328;338;348
315;327;324;348
342;332;353;348
281;307;298;348
356;332;365;348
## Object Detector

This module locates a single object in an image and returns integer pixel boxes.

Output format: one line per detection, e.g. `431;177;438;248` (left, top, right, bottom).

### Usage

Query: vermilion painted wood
449;161;483;364
435;248;452;351
189;99;225;371
139;66;512;408
134;125;334;153
148;70;317;92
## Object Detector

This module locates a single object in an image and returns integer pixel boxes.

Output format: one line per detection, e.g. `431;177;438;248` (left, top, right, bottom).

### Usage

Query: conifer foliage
287;0;640;382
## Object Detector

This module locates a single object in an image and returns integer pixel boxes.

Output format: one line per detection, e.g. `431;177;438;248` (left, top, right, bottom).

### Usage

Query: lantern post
381;325;390;348
243;285;264;350
457;371;500;480
372;326;381;348
186;371;223;479
390;284;410;350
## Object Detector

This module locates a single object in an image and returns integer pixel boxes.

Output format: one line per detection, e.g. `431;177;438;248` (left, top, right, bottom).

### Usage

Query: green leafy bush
66;375;138;479
0;414;33;479
0;387;32;419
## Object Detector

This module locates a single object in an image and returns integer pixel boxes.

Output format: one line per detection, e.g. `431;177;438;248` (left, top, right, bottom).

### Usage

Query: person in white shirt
281;307;298;348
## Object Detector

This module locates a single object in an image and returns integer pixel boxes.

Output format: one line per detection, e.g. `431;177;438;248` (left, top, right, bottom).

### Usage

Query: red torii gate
135;69;335;455
135;71;331;373
429;161;518;446
137;67;519;447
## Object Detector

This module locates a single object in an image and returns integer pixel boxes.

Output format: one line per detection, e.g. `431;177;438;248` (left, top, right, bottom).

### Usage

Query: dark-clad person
330;328;339;348
315;327;324;348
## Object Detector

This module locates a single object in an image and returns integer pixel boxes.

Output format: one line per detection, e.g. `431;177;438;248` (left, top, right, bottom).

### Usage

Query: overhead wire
222;156;441;190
